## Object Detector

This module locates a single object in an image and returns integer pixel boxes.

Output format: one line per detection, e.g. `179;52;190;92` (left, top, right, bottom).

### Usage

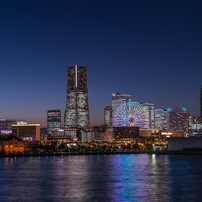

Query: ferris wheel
113;102;149;128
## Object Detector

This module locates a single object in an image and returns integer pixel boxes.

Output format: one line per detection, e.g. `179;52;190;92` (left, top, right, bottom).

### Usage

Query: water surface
0;154;202;201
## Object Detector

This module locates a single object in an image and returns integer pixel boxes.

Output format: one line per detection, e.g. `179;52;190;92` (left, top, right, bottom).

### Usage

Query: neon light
182;107;187;111
167;108;172;112
113;102;149;128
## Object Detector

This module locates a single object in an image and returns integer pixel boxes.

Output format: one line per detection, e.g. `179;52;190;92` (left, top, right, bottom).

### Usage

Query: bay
0;154;202;201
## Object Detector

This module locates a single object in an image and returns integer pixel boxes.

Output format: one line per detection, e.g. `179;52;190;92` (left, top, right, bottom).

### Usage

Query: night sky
1;0;202;127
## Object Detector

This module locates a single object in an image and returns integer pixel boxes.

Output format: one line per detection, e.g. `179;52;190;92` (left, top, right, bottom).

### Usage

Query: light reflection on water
0;154;202;201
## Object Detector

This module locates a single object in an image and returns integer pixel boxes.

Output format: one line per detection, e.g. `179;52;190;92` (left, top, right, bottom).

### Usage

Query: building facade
112;93;131;125
189;116;202;130
154;109;167;129
167;107;189;132
104;106;112;125
47;109;61;134
140;102;155;128
114;127;139;141
64;65;90;128
12;124;40;141
0;135;25;152
0;119;27;135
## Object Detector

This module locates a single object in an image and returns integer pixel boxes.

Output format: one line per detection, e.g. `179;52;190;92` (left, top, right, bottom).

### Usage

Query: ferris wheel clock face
113;102;149;128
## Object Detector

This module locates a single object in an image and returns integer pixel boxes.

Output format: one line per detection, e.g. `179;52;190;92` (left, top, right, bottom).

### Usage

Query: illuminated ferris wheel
113;102;149;128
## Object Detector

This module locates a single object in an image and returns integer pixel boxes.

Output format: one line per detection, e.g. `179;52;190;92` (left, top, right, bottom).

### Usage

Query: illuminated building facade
112;93;131;125
154;109;167;129
104;106;112;125
0;119;27;135
189;116;202;130
64;65;90;128
81;130;95;141
200;85;202;117
12;124;40;141
114;127;139;141
167;107;189;132
140;102;155;128
0;135;25;153
47;109;61;134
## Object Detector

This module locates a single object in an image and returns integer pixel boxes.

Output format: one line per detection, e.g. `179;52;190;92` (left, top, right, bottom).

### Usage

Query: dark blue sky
1;0;202;127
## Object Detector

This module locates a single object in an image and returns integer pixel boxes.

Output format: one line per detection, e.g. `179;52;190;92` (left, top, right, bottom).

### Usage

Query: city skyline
1;0;202;127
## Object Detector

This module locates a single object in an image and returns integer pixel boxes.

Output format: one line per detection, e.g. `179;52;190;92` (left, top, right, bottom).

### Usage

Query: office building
81;130;94;142
112;93;131;124
154;109;167;129
104;106;112;125
47;109;61;134
0;119;27;135
64;65;90;128
140;102;155;128
12;124;40;141
167;107;189;132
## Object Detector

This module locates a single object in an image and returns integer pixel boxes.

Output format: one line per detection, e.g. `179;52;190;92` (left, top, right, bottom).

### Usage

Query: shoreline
1;150;202;157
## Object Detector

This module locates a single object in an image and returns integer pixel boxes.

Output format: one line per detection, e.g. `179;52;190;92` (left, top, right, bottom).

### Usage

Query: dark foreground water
0;154;202;201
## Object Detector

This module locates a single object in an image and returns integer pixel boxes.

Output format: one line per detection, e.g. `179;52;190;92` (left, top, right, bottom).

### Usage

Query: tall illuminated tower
64;65;90;128
200;85;202;117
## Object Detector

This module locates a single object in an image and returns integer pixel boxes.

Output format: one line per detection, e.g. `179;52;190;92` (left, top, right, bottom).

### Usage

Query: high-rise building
47;110;61;134
64;65;90;128
112;93;131;126
167;107;189;132
104;106;112;125
200;85;202;117
154;109;167;129
140;102;155;128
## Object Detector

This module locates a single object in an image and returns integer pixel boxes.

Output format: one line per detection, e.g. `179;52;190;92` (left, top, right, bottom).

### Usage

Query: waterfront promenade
1;150;202;157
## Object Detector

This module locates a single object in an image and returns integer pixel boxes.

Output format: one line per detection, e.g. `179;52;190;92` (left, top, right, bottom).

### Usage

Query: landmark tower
64;65;90;128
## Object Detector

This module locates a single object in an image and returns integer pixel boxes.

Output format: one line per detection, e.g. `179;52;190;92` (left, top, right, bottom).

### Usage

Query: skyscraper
200;85;202;117
64;65;90;128
112;93;131;115
154;109;167;129
47;109;61;134
104;106;112;125
140;102;155;128
112;93;131;127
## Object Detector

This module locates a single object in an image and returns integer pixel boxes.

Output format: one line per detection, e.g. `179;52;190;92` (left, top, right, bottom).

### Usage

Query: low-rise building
0;135;25;152
0;119;27;135
12;124;40;141
114;127;139;141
